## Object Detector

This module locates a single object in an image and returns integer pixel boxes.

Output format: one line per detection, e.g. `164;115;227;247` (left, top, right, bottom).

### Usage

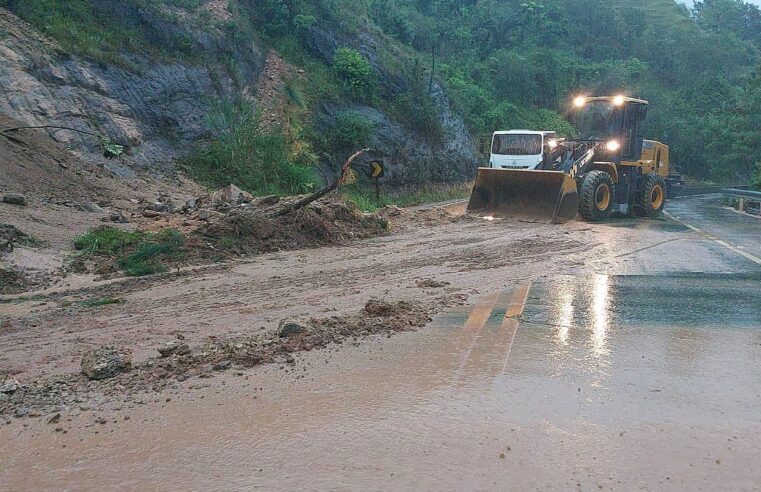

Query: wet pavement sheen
2;274;761;490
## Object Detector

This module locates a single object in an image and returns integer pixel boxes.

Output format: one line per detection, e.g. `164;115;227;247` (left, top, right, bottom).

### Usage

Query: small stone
81;345;133;380
47;413;61;425
258;195;280;206
2;193;26;206
278;320;308;338
82;202;105;213
0;378;20;394
14;406;30;418
284;354;295;364
213;360;232;371
157;340;191;358
141;209;163;218
197;210;212;221
107;211;129;223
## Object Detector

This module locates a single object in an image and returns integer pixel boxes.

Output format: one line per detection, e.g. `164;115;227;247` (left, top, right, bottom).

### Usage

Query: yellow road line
500;283;532;374
462;292;500;332
664;211;761;266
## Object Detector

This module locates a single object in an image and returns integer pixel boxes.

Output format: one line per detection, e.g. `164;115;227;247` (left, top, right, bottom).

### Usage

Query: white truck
489;130;559;170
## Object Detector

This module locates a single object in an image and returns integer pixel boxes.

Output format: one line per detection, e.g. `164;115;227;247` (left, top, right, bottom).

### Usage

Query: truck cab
490;130;558;171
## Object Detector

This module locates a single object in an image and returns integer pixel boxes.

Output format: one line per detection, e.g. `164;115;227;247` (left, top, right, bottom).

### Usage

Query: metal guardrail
723;188;761;216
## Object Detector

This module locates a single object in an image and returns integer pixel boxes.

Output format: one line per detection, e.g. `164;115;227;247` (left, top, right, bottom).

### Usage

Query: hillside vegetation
3;0;761;187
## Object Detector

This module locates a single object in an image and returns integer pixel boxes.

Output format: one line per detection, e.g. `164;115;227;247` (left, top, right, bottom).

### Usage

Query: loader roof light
547;139;558;149
613;95;626;106
606;140;621;152
573;96;587;108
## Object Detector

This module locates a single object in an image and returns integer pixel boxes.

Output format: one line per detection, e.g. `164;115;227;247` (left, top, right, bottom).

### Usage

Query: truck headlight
606;140;621;152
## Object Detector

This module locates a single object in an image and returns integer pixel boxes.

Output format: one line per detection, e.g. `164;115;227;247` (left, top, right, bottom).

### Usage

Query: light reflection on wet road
2;274;760;490
2;194;761;490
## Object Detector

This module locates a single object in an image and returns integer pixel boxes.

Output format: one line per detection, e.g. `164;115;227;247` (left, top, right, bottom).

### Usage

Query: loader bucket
467;168;579;223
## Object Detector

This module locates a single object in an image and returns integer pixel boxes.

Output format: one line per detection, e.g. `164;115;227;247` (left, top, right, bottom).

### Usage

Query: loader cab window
576;101;622;141
491;134;542;156
622;103;646;159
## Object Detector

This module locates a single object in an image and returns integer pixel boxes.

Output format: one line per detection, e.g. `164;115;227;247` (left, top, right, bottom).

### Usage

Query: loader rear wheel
635;174;667;219
579;170;615;221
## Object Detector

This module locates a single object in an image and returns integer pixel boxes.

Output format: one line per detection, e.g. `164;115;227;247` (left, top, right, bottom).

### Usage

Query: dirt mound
196;197;389;256
0;295;465;420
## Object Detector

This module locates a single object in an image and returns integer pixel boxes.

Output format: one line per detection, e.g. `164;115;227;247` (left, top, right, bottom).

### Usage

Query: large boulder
81;345;133;380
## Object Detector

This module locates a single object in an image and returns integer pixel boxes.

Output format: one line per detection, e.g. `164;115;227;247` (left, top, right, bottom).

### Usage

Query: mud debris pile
0;296;466;422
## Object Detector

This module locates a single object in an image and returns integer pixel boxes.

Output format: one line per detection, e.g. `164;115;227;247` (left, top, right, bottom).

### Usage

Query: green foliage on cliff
5;0;761;183
182;102;317;196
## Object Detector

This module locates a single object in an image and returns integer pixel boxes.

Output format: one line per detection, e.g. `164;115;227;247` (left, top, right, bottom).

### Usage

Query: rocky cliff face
0;7;476;185
0;8;263;176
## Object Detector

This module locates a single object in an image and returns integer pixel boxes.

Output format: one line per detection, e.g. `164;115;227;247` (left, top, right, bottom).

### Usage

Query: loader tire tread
579;170;615;222
635;174;667;219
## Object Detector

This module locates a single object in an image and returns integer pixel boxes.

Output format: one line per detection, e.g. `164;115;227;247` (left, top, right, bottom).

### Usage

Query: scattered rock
2;193;26;206
258;195;280;206
81;346;133;380
278;320;308;338
213;184;253;205
82;202;105;213
105;211;129;223
142;209;163;218
416;279;451;289
157;340;191;358
47;413;61;425
213;360;232;371
0;378;20;394
14;406;30;418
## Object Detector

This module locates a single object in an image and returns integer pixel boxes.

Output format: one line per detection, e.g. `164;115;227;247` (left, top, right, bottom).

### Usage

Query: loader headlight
573;96;587;108
613;95;625;106
606;140;621;152
547;139;558;149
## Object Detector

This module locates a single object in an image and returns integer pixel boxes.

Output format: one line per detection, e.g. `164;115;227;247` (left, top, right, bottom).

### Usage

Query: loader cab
573;96;648;163
490;130;557;170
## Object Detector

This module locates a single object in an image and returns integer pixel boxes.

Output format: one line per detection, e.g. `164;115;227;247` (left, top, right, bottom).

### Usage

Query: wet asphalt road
2;194;761;490
667;193;761;266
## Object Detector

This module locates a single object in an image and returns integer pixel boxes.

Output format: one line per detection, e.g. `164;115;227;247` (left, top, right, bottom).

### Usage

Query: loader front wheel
579;170;615;222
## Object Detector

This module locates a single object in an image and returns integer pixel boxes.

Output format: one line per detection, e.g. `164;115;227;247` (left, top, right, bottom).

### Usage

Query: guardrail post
738;198;745;212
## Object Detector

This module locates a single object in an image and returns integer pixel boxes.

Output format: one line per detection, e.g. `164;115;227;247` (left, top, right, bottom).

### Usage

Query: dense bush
183;102;317;196
333;48;374;99
331;112;375;149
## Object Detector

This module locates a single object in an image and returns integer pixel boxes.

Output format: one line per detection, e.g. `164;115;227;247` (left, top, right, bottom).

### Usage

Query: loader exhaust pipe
467;168;579;223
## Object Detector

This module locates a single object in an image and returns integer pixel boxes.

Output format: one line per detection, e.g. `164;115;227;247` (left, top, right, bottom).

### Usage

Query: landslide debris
70;187;393;279
0;295;466;422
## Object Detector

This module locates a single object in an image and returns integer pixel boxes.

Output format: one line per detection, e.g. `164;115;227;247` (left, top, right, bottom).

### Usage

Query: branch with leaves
276;148;370;216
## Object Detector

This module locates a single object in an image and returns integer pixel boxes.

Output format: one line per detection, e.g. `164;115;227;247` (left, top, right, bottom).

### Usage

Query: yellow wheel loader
467;96;684;223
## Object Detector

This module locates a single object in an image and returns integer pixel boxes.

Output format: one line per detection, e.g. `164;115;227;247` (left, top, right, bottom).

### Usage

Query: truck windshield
491;134;542;156
577;101;622;140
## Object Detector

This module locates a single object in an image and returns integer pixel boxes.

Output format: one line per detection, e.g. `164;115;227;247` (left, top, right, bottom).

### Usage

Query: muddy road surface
2;194;761;490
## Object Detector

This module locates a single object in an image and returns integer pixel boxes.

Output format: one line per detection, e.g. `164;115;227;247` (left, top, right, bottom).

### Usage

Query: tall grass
74;227;185;277
183;101;318;196
342;182;472;212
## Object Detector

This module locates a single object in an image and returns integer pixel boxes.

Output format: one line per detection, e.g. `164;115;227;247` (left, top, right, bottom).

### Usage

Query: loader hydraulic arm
556;142;601;179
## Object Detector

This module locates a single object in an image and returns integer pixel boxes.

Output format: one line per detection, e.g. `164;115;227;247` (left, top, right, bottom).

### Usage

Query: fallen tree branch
276;148;370;216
